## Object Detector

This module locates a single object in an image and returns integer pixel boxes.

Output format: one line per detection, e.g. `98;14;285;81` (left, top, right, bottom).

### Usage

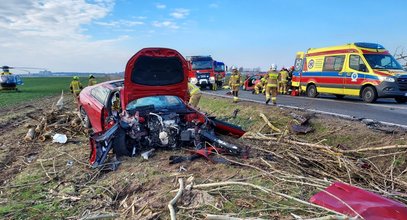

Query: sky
1;0;407;73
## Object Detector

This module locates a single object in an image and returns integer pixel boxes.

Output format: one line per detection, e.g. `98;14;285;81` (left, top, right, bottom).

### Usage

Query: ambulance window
323;55;345;72
349;55;367;72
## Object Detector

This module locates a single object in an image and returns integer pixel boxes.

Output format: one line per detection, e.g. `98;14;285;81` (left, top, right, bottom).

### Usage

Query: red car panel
123;48;189;107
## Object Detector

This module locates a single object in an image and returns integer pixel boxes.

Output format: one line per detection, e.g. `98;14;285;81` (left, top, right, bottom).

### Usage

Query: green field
0;77;109;108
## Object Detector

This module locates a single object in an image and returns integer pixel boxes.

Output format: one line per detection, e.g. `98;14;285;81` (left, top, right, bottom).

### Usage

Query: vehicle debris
52;133;67;144
141;149;155;160
310;182;407;219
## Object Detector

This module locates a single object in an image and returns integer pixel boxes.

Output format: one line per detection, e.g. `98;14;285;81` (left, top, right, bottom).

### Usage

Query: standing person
70;76;83;99
228;66;241;103
278;68;289;94
88;74;97;86
188;82;202;108
287;66;295;94
265;64;279;105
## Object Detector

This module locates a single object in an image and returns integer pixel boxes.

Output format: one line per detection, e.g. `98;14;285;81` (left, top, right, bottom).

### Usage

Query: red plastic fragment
310;182;407;220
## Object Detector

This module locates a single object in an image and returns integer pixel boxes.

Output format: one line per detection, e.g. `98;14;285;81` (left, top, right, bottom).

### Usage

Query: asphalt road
204;89;407;127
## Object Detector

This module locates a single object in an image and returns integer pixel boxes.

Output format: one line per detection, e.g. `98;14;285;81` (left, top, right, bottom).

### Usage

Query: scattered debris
141;149;155;160
52;133;67;144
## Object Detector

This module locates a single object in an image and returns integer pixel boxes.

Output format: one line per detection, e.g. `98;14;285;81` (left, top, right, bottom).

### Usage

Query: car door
344;54;367;96
86;86;111;132
323;55;346;94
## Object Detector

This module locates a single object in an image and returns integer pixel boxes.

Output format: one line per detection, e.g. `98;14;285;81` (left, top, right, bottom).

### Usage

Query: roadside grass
1;94;406;219
0;76;112;108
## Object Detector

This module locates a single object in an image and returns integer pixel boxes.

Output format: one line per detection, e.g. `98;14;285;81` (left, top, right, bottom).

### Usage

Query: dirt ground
0;94;406;219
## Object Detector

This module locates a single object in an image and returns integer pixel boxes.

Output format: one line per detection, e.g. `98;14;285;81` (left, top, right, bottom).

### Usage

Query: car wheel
335;94;345;99
395;97;407;104
361;86;377;103
306;84;318;98
80;107;91;128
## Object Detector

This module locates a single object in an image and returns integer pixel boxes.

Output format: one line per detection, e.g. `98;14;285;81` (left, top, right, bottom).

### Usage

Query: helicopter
0;65;45;91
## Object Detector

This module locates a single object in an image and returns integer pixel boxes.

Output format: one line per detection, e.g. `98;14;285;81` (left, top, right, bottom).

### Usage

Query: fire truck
187;56;216;89
213;61;226;88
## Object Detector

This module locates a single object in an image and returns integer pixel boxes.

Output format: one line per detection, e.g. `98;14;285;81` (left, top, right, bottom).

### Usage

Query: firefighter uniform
254;77;267;94
88;75;97;86
228;70;241;103
188;82;202;107
215;72;223;90
70;76;83;97
266;70;278;105
278;70;288;94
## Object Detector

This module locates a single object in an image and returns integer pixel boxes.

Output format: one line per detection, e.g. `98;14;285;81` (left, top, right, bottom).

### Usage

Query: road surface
204;89;407;127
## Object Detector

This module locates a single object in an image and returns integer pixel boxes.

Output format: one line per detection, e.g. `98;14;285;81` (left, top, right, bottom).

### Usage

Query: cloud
0;0;135;72
95;20;144;27
155;3;166;9
209;3;219;8
170;8;190;19
152;21;179;29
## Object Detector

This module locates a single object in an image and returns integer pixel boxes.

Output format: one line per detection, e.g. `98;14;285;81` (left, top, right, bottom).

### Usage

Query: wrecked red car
78;48;246;168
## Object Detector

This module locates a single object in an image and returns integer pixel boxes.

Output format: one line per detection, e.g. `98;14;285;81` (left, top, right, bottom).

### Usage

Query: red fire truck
187;56;216;89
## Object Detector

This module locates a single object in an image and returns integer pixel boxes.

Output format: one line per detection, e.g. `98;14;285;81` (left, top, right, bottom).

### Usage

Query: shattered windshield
192;60;213;70
126;95;185;111
214;64;225;72
363;54;403;70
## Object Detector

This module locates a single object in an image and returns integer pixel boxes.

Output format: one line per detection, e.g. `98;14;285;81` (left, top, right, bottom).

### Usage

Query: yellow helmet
73;76;79;80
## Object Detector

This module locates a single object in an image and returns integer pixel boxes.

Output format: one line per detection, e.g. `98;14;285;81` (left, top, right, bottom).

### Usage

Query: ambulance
291;42;407;103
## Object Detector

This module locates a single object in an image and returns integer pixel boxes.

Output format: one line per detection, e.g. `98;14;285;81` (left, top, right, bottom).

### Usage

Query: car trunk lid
123;48;189;107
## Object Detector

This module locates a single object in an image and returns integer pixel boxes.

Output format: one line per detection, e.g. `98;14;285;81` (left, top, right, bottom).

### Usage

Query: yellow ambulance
291;42;407;103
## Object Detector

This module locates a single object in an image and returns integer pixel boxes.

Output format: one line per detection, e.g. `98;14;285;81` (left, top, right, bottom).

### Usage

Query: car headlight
378;76;395;83
190;77;198;84
209;76;215;83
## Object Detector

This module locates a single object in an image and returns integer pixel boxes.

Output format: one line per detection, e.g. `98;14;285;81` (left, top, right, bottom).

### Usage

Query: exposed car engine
89;106;245;168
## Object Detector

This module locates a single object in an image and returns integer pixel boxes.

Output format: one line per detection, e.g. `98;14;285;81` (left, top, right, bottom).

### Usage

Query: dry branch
168;178;184;220
24;128;35;141
259;113;281;133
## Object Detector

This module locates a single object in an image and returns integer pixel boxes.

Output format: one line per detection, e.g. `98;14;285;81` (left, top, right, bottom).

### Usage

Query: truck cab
213;61;226;87
187;56;216;89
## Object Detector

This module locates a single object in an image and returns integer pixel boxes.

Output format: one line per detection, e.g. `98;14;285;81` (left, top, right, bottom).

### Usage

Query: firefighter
188;82;202;108
112;92;121;117
278;68;289;94
88;74;97;86
228;66;241;103
215;72;223;90
265;64;278;105
253;76;267;94
70;76;83;98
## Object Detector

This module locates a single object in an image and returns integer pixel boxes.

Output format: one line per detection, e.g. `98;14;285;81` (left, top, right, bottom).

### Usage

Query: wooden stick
259;113;281;133
24;128;35;141
168;178;184;220
339;145;407;153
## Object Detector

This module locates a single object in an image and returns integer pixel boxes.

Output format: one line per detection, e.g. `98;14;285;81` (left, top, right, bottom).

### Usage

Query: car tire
361;86;377;103
80;107;91;128
395;97;407;104
306;84;318;98
112;128;131;157
335;94;345;99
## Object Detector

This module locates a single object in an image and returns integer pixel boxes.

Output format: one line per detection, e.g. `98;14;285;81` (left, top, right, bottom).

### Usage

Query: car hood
123;48;189;107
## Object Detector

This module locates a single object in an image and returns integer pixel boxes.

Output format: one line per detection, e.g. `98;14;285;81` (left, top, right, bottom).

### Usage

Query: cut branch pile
23;98;87;143
241;129;407;202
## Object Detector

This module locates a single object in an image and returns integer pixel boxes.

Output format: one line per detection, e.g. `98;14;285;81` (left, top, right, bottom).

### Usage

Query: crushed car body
79;48;246;168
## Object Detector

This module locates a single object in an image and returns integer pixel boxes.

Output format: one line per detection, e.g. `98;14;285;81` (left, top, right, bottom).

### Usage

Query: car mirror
359;64;367;72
